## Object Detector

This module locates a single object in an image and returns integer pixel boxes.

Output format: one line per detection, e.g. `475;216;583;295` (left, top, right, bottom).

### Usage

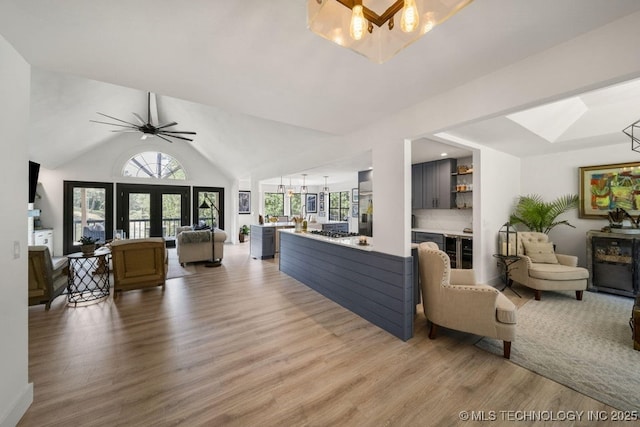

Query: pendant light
277;176;285;193
300;174;308;194
322;176;330;193
286;177;295;198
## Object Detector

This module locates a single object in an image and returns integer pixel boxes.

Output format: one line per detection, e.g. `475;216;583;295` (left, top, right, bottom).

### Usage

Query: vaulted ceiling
2;0;640;185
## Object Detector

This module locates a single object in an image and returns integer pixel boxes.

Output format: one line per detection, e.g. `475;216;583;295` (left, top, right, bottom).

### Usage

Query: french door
116;184;190;246
63;181;114;255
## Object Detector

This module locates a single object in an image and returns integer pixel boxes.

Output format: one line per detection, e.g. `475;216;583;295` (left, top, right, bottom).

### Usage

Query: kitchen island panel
279;231;413;341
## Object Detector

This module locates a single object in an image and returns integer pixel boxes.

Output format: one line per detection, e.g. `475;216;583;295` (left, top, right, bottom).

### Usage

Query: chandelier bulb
350;5;367;40
400;0;419;33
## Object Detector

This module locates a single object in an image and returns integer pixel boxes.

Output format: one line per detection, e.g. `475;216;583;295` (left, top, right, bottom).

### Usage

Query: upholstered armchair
28;246;68;309
176;226;226;265
418;242;517;358
510;232;588;301
110;238;167;295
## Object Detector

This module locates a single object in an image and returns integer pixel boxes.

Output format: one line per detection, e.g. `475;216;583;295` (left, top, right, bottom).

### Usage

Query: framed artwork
319;201;325;212
579;162;640;218
352;188;359;218
239;191;251;214
319;192;325;203
306;193;317;213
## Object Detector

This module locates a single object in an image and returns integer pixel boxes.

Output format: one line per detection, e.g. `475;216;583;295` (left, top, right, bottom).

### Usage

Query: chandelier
308;0;473;63
623;119;640;153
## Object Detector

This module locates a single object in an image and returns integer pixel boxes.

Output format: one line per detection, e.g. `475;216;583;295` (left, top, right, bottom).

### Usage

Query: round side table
67;248;111;305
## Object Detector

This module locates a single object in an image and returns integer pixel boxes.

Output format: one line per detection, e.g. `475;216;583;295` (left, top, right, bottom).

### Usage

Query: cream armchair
510;232;588;301
28;246;68;309
176;226;226;265
418;242;517;358
110;238;167;295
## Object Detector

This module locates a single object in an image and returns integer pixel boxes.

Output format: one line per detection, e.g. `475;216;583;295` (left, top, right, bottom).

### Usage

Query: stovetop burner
310;230;360;238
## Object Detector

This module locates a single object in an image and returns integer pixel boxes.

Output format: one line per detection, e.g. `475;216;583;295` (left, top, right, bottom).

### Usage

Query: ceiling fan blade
132;112;146;125
95;113;140;127
156;134;173;143
149;92;159;125
158;132;194;142
90;119;138;129
110;129;140;133
161;130;197;135
156;121;178;129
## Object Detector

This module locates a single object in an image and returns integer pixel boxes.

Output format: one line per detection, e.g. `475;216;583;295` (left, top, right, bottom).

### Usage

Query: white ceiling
2;0;640;185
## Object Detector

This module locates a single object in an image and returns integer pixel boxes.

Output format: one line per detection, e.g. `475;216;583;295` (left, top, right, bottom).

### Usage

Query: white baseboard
0;382;33;427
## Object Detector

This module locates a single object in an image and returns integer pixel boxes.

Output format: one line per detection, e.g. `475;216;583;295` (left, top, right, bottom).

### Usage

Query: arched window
122;152;186;180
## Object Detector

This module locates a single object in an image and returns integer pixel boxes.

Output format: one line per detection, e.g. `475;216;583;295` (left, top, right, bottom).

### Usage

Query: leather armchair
418;242;517;358
510;232;588;301
110;238;167;295
28;246;68;309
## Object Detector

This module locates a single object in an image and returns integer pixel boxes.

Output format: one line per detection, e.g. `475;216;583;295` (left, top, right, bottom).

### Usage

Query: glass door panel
162;193;182;239
194;187;224;230
63;181;114;255
128;193;151;239
73;187;107;244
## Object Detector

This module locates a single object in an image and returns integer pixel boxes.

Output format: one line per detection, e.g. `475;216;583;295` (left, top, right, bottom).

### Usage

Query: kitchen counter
279;228;374;251
412;228;473;237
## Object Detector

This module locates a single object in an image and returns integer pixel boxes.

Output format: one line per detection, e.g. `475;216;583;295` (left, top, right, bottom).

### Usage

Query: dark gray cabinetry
411;164;424;209
411;159;455;209
250;225;275;259
322;222;349;232
412;232;444;250
587;231;639;297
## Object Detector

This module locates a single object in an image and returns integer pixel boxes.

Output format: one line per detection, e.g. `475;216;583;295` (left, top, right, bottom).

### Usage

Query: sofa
110;237;167;295
28;245;68;309
176;226;226;265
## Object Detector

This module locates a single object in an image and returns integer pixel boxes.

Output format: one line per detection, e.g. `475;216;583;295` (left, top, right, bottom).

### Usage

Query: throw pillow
523;241;558;264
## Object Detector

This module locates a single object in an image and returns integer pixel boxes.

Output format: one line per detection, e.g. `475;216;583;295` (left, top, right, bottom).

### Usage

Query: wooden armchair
110;238;167;295
28;246;68;309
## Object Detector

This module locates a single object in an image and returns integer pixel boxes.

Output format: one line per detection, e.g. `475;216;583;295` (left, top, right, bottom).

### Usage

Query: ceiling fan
90;92;196;143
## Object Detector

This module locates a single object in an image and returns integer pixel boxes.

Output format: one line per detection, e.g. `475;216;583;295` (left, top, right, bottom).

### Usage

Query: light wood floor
20;243;628;426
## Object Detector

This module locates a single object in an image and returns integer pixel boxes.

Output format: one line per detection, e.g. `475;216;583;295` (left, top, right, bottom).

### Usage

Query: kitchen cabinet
412;232;444;250
411;159;455;209
250;225;275;259
33;228;54;256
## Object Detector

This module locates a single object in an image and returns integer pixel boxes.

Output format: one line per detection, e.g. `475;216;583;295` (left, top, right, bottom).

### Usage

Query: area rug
476;290;639;412
165;248;197;279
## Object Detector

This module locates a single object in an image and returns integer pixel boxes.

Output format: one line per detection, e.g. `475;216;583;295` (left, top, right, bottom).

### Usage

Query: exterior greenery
509;194;579;234
264;193;284;217
329;191;349;221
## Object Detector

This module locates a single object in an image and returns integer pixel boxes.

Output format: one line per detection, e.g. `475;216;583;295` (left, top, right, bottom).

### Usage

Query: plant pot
239;234;246;243
81;244;96;256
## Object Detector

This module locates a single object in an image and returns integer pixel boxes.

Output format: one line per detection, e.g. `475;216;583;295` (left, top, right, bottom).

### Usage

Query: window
329;191;349;221
290;193;303;217
193;186;224;230
264;193;284;217
122;152;186;180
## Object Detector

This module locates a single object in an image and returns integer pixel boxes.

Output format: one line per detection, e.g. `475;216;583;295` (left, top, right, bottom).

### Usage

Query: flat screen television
28;161;40;203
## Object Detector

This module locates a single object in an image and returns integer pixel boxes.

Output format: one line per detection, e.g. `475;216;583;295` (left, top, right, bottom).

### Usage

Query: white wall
33;132;234;255
520;142;629;267
0;34;33;427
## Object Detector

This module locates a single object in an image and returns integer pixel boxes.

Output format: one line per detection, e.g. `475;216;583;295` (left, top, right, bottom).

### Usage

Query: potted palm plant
79;235;98;255
239;225;250;242
509;194;579;234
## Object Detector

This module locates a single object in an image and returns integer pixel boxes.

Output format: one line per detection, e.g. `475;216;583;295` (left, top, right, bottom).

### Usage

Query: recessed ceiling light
441;152;448;157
